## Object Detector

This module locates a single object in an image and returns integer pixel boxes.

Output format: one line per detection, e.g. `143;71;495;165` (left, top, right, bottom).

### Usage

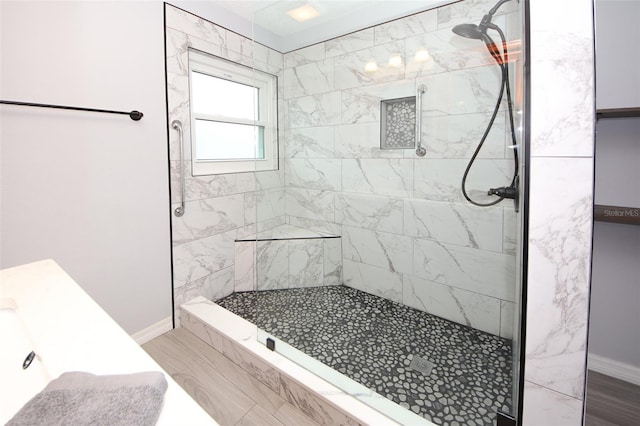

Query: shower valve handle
488;186;516;199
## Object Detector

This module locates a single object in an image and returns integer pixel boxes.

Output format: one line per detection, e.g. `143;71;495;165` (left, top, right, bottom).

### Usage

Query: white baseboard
131;316;173;345
588;353;640;386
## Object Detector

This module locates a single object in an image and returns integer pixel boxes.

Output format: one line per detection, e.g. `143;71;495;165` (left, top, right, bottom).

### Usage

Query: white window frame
188;48;278;175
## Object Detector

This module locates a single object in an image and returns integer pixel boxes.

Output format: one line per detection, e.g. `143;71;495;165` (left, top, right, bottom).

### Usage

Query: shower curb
179;297;409;426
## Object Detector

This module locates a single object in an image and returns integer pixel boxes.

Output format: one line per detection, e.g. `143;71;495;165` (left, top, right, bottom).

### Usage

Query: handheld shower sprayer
451;0;519;209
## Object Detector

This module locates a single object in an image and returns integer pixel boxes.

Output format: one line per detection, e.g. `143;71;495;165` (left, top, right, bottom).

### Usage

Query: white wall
0;1;172;335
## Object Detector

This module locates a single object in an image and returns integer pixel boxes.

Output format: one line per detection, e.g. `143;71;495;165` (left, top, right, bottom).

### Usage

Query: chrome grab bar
172;120;185;217
415;84;427;157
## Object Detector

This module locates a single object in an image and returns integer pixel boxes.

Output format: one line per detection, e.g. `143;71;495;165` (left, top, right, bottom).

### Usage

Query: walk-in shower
166;0;525;424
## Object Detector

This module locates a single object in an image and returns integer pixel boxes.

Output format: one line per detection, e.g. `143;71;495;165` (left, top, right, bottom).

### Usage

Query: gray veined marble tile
374;9;438;45
288;239;324;288
174;267;235;309
413;238;516;301
244;189;286;225
173;229;237;288
287;216;342;237
403;274;502;335
340;80;415;124
342;158;414;198
286;127;335;159
284;59;334;99
500;300;516;339
234;241;256;293
166;5;226;48
334;122;403;159
422;111;508;159
323;238;343;286
503;208;518;255
343;259;403;304
333;41;407;90
284;43;326;68
522;381;584;426
285;159;342;191
325;28;375;58
336;193;404;234
288;92;341;128
404;199;504;252
285;188;335;223
526;157;592;399
418;65;504;116
256;241;289;291
172;194;245;245
414;158;514;203
436;0;518;30
342;226;413;275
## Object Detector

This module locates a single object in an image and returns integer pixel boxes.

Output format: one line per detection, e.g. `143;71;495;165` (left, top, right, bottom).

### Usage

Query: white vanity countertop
0;259;216;425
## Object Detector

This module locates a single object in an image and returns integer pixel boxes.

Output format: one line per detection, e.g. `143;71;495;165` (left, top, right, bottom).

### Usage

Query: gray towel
7;371;168;426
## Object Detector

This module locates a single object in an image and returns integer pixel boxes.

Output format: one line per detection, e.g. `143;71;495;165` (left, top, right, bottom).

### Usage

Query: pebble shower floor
216;285;512;425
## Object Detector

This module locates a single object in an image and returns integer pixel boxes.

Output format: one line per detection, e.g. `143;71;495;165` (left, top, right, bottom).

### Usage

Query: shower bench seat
233;224;342;293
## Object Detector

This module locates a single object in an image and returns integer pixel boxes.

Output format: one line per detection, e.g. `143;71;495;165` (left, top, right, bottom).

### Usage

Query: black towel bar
0;100;143;121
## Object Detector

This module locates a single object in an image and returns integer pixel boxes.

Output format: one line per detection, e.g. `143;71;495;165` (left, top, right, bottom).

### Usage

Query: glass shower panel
217;1;527;424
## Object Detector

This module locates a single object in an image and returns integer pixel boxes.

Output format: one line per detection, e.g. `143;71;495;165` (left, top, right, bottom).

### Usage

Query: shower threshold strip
180;297;432;426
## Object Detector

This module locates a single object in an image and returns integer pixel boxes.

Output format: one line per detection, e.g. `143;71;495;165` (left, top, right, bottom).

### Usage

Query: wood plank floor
144;328;640;426
585;370;640;426
142;327;319;426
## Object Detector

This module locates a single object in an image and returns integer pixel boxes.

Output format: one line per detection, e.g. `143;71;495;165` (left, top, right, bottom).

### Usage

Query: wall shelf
594;204;640;225
596;107;640;119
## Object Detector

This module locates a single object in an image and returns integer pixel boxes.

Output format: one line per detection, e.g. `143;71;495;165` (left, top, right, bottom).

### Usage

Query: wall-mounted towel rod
0;100;143;121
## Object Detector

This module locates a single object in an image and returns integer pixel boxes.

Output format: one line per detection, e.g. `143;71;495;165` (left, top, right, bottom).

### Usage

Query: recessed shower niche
380;96;416;149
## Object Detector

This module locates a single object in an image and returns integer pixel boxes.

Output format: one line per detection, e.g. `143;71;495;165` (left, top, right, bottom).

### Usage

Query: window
188;49;278;175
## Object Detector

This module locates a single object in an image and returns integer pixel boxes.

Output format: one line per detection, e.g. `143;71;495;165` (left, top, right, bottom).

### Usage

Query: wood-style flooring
144;328;640;426
585;370;640;426
142;327;319;426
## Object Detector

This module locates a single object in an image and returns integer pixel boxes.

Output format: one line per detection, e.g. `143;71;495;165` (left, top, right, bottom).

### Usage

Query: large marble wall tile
173;229;237;288
325;28;375;58
287;216;342;237
334;122;404;159
341;80;415;124
323;238;343;285
403;274;502;335
172;194;245;245
417;66;503;116
422;112;507;159
166;5;226;47
374;9;437;45
413;238;516;301
288;92;342;128
256;241;289;290
342;226;413;275
342;159;413;198
234;241;256;293
503;208;518;255
284;59;334;99
284;43;326;68
183;169;239;201
525;157;593;399
286;127;335;159
285;188;335;223
174;266;235;309
336;193;404;234
255;169;286;191
522;381;584;426
333;41;406;90
404;199;504;251
288;239;324;288
500;300;516;340
405;28;496;78
343;259;403;304
244;189;286;225
285;159;342;191
529;2;595;158
414;158;513;203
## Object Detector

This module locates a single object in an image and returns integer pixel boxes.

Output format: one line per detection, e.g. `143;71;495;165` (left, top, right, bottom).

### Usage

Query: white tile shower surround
166;0;596;423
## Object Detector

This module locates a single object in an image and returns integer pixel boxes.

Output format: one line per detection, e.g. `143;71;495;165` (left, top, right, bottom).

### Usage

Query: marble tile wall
523;0;595;424
280;0;520;339
165;4;285;322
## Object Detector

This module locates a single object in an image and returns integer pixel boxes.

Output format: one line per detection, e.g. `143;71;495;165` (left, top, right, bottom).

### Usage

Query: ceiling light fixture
286;4;320;23
388;54;403;67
